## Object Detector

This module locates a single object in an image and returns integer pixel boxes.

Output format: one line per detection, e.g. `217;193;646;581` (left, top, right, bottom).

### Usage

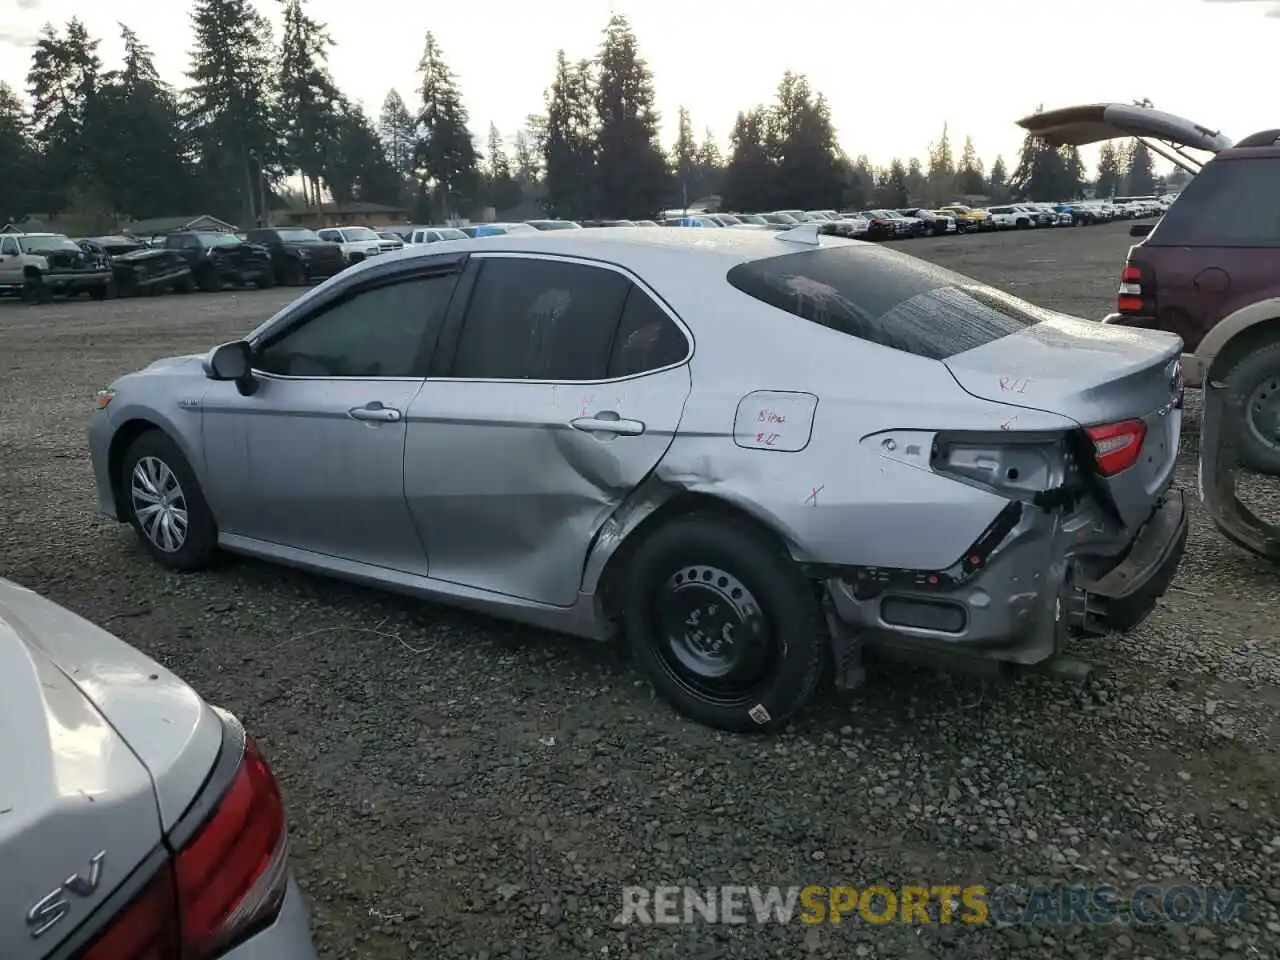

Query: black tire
120;430;219;572
348;252;364;265
89;281;114;301
117;274;139;298
22;276;52;304
174;275;195;294
1223;338;1280;475
281;259;306;286
255;270;275;289
622;514;827;733
196;265;223;292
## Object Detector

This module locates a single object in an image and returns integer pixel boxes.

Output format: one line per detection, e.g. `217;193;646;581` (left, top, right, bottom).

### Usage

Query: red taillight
175;737;289;958
1120;265;1142;283
80;871;179;960
1117;262;1149;315
1086;419;1147;476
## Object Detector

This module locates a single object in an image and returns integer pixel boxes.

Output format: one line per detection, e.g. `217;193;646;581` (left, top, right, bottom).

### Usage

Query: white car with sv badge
0;577;318;959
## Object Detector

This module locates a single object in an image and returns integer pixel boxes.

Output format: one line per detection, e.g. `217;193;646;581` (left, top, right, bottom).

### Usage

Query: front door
201;267;460;572
405;253;693;607
0;235;21;286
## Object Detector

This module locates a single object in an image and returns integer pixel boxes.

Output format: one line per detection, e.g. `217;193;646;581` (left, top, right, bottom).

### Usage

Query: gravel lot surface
2;220;1278;960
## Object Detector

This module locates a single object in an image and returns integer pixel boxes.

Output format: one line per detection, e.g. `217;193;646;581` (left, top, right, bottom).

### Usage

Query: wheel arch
587;486;803;630
106;414;203;519
1200;300;1280;383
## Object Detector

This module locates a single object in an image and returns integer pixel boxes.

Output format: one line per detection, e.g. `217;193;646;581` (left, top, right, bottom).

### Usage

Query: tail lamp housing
77;718;289;960
1085;419;1147;477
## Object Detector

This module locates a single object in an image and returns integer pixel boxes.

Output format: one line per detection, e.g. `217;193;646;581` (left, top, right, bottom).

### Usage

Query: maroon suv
1020;104;1280;474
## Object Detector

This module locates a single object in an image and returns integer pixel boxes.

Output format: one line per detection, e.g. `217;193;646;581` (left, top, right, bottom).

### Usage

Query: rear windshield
725;244;1048;361
1148;157;1280;248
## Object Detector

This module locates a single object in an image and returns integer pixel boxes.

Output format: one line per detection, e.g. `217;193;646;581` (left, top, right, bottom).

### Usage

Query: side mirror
204;341;258;395
1130;223;1153;238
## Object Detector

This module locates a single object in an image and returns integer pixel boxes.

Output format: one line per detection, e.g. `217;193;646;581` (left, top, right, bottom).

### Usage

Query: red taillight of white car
78;732;289;960
1085;419;1148;476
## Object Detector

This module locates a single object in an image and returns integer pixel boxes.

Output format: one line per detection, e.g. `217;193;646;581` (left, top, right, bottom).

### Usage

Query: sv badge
26;851;106;938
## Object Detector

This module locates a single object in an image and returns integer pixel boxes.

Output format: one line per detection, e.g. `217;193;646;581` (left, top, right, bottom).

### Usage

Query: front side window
451;257;632;381
255;273;457;378
1149;158;1280;248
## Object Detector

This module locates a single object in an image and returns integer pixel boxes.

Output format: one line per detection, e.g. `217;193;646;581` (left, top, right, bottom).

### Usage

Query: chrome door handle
349;404;402;422
570;413;645;436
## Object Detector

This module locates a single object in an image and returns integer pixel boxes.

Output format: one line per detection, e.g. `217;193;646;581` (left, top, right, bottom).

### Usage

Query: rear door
404;252;692;607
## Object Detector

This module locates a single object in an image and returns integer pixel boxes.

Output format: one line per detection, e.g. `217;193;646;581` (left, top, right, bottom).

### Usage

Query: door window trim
248;259;466;382
433;251;694;385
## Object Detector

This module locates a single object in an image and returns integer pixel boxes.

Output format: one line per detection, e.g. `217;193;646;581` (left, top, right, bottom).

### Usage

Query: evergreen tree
1094;142;1123;199
1124;140;1157;195
1060;145;1086;199
671;106;697;208
0;83;34;223
84;25;196;218
377;89;417;179
512;129;541;184
415;32;478;220
481;122;521;212
905;157;927;202
927;122;955;203
722;107;774;211
767;73;842;210
876;159;909;208
593;14;669;218
695;127;724;200
185;0;279;224
325;98;401;205
1009;110;1068;200
988;154;1008;200
278;0;339;209
540;50;596;218
956;135;985;194
25;18;101;213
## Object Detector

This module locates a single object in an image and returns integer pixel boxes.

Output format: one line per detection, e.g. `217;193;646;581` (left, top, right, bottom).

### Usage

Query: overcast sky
0;0;1274;171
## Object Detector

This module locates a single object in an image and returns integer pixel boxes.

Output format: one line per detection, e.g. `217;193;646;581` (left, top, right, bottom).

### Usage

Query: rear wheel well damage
1206;316;1280;384
594;493;806;636
107;419;163;519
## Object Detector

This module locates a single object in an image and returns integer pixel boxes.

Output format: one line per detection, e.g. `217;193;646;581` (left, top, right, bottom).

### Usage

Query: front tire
121;431;219;571
622;515;827;733
1224;339;1280;475
22;276;52;304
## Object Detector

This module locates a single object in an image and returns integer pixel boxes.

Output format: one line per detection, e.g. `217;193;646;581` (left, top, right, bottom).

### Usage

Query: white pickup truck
315;226;403;264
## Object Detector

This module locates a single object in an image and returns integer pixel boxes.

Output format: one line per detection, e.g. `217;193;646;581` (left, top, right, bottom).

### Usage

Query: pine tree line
0;2;1175;229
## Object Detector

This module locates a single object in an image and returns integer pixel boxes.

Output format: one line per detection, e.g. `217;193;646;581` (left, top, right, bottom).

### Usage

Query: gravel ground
2;220;1278;960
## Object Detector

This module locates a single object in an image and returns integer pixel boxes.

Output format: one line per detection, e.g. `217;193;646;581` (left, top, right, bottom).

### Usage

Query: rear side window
1149;158;1280;247
726;244;1048;361
451;257;631;381
607;289;689;377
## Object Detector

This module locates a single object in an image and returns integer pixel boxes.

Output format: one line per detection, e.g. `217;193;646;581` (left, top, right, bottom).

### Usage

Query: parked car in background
757;213;800;229
772;209;821;223
634;220;660;227
244;227;347;286
405;227;469;244
985;205;1033;230
663;215;721;228
87;228;1187;732
939;204;994;232
817;214;871;239
161;231;274;292
461;222;540;237
76;236;194;296
316;225;399;263
581;220;640;228
0;576;319;959
854;211;899;241
0;232;114;303
526;220;583;230
898;208;956;236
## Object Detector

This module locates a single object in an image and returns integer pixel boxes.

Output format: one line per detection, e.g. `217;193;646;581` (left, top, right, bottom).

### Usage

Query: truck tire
22;274;52;304
1224;338;1280;476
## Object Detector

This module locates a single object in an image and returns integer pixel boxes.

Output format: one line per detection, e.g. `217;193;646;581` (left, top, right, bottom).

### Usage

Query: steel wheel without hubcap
653;565;779;705
1246;376;1280;453
131;456;189;553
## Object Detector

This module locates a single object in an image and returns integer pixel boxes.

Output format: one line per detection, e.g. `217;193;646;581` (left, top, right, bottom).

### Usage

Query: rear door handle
349;402;402;423
571;412;645;436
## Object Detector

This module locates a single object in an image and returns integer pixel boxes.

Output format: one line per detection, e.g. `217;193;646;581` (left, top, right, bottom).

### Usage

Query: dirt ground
1;221;1277;960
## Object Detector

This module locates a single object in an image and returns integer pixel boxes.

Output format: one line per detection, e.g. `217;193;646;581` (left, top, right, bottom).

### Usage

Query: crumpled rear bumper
826;490;1188;665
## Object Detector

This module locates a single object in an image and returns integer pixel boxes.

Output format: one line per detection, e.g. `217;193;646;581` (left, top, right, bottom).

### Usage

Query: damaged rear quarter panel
643;314;1081;574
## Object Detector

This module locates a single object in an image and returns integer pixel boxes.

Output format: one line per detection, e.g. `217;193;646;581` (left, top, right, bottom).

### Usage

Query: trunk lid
0;608;160;958
944;312;1184;529
1016;102;1233;154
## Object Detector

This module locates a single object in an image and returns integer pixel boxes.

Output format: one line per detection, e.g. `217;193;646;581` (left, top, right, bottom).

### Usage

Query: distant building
275;202;411;228
118;214;238;236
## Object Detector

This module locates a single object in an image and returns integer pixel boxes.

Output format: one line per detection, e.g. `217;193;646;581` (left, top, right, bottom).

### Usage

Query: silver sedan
88;227;1188;731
